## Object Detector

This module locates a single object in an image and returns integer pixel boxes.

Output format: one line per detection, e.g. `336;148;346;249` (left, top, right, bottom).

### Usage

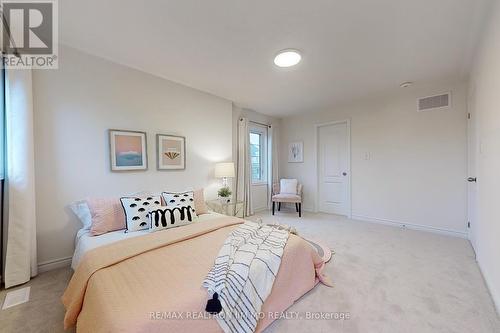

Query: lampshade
215;162;235;178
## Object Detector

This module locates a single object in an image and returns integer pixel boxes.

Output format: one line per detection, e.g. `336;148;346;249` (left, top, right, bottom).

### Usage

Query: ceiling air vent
417;93;450;112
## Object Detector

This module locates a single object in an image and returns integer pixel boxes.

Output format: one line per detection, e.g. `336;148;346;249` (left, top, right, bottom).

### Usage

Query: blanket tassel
205;292;222;314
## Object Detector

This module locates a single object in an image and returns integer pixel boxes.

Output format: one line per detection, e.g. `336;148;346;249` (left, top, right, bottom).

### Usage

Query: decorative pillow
162;190;209;215
120;195;162;232
280;179;298;194
193;189;209;215
70;200;92;230
149;205;197;232
87;197;126;236
162;191;195;207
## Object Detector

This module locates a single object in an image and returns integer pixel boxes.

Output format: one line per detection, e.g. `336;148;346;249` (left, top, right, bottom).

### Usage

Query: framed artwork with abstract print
288;141;304;163
109;129;148;171
157;134;186;170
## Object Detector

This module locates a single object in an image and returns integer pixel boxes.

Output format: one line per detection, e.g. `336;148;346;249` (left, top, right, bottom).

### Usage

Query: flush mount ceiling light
274;49;302;67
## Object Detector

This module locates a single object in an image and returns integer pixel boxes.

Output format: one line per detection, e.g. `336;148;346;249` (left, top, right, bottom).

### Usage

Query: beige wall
33;46;233;268
279;80;468;236
469;0;500;313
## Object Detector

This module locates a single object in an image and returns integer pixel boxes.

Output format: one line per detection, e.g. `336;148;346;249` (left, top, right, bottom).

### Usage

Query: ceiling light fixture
400;81;413;88
274;49;302;68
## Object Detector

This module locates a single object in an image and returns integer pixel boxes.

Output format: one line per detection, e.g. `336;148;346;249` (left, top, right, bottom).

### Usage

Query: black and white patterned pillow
120;195;161;232
149;205;197;232
161;191;195;209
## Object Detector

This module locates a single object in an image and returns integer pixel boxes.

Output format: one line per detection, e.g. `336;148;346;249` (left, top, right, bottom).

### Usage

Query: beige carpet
0;267;73;333
1;210;499;332
255;210;500;333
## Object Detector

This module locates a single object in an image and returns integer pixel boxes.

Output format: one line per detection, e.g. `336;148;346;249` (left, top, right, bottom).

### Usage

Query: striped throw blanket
202;221;290;333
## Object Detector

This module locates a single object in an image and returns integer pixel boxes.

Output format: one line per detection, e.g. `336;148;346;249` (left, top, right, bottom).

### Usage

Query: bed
64;213;329;332
71;212;226;270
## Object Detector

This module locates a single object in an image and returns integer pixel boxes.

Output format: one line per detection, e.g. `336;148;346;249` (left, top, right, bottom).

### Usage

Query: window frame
249;124;268;185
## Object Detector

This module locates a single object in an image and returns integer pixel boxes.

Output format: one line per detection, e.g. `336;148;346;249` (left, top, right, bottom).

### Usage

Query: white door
318;122;350;216
467;87;477;251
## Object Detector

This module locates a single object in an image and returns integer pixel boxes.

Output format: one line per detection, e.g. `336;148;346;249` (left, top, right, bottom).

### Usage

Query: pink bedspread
62;216;330;332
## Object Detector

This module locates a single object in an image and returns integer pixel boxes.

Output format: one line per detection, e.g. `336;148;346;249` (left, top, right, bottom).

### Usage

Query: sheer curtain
3;69;37;288
267;124;279;207
236;117;253;217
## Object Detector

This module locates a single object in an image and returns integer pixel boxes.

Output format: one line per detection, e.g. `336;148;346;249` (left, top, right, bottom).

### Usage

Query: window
0;67;4;180
0;66;4;278
250;125;267;184
250;132;261;182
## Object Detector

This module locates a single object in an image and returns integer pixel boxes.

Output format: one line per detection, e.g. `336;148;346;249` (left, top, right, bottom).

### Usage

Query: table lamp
215;162;235;187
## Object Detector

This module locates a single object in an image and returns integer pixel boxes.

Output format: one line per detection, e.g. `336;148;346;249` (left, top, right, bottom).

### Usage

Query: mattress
71;212;225;270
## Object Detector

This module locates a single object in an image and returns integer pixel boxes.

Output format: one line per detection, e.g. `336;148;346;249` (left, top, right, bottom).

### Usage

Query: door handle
342;172;347;176
467;177;477;183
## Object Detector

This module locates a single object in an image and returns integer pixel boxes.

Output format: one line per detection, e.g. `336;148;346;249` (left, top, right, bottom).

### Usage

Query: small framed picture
109;129;148;171
157;134;186;170
288;141;304;163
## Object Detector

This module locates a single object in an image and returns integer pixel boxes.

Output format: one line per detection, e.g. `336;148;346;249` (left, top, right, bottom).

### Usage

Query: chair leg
272;202;275;215
278;202;281;211
295;203;299;212
299;203;302;217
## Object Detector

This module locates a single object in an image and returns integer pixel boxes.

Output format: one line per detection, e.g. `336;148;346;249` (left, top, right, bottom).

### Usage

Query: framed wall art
288;141;303;163
109;129;148;171
157;134;186;170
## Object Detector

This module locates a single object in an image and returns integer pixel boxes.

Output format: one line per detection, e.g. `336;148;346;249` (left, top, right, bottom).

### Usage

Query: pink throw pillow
193;188;208;215
86;197;126;235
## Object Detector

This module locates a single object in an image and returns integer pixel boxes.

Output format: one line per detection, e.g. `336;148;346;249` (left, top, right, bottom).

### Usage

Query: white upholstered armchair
272;179;303;217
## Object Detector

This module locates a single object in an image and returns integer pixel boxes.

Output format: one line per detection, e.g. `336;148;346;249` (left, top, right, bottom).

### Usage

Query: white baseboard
260;205;314;213
351;214;468;239
37;256;72;273
302;207;314;213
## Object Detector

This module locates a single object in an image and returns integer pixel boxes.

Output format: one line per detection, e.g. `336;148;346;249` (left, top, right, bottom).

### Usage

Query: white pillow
120;195;162;232
162;191;195;208
149;204;197;232
280;179;298;194
70;200;92;230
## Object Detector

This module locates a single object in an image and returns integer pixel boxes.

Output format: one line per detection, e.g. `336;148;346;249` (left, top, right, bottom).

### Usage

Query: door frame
466;84;477;249
315;119;352;218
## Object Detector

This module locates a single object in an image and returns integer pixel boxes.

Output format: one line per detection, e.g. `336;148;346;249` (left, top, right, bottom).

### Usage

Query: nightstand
206;200;244;218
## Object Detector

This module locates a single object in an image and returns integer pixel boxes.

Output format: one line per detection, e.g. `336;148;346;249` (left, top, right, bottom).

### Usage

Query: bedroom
0;0;500;332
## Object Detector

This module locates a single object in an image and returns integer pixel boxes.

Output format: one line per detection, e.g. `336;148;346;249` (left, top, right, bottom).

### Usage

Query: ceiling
60;0;492;117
